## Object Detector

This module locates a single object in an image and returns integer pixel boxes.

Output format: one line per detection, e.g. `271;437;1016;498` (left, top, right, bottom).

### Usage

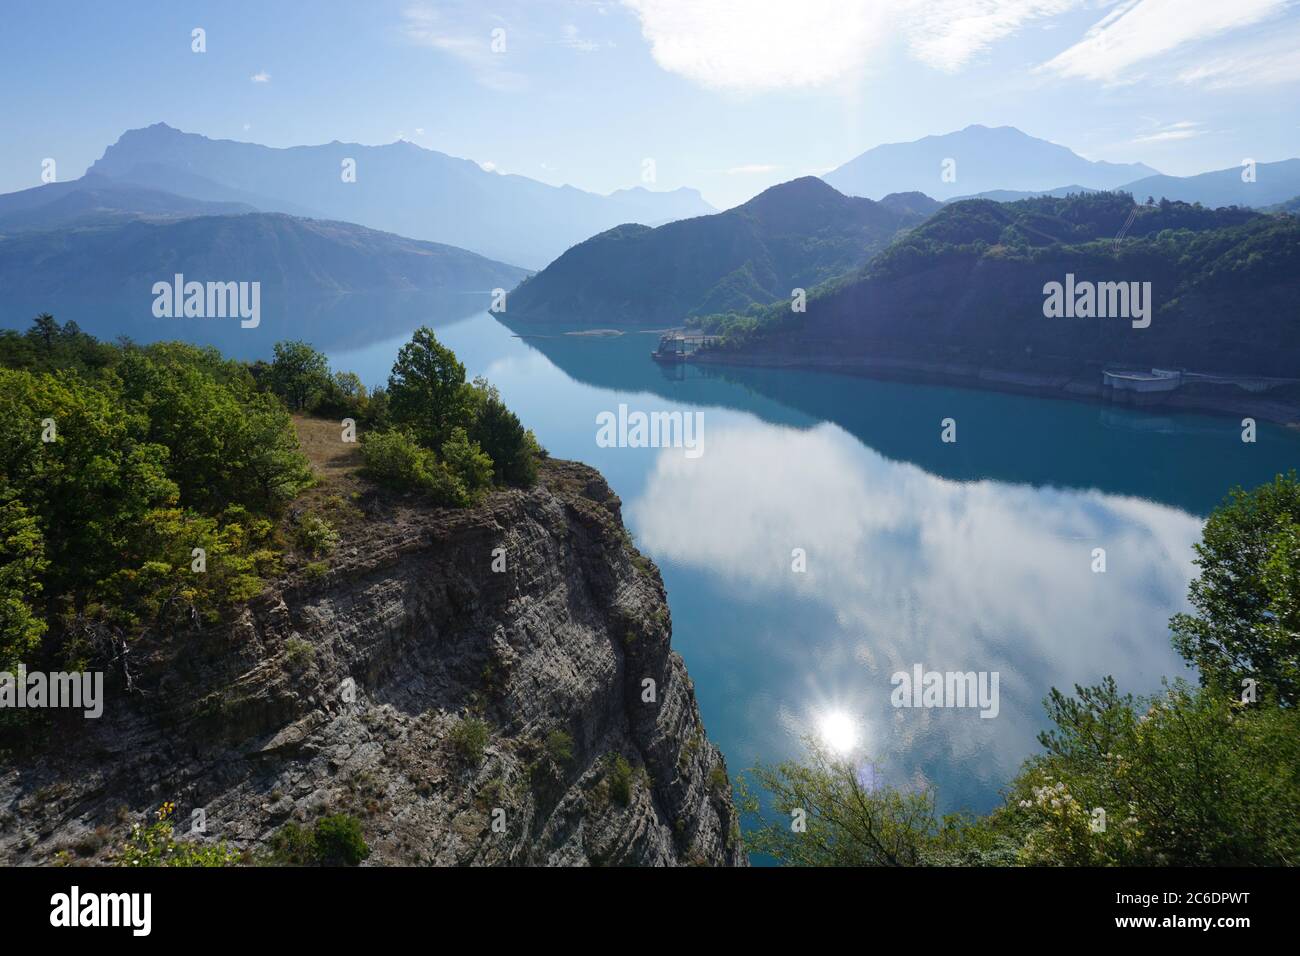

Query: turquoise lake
331;310;1300;819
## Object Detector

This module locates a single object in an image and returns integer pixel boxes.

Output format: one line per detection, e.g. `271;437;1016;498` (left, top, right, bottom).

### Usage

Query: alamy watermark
596;404;703;458
890;664;999;718
1042;273;1151;329
0;665;103;718
152;274;261;328
50;886;150;936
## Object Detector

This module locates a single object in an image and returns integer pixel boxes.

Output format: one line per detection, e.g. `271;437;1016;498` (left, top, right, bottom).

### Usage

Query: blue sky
2;0;1298;209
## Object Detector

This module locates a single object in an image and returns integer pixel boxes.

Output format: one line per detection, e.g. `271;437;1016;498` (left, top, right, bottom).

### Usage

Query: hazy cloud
902;0;1080;72
1175;24;1300;89
1041;0;1292;84
401;3;527;92
1131;119;1205;143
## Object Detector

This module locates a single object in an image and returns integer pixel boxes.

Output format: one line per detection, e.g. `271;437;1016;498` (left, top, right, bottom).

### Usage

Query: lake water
331;311;1300;821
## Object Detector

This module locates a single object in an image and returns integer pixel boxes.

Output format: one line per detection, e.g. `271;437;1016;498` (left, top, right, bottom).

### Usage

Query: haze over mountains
0;173;257;231
3;119;1298;364
86;123;715;268
824;125;1159;201
508;178;927;325
0;211;526;352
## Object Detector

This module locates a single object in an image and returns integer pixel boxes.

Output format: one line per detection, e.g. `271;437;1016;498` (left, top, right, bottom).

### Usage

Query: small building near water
1102;368;1183;394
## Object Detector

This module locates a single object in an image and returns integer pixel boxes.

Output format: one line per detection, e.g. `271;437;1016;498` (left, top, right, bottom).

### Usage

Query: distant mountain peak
824;125;1159;201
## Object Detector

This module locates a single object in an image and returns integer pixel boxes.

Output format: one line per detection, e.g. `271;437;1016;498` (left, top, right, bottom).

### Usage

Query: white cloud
1041;0;1293;84
1131;119;1205;143
250;71;271;83
1175;25;1300;89
621;0;1087;90
902;0;1080;72
621;0;892;91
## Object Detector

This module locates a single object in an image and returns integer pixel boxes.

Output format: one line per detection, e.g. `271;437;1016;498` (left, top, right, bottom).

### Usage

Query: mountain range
507;177;927;325
84;123;715;268
824;125;1159;201
4;121;1298;369
952;159;1300;209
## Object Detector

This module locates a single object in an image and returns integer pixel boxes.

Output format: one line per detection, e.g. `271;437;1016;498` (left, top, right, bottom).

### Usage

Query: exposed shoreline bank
688;350;1300;428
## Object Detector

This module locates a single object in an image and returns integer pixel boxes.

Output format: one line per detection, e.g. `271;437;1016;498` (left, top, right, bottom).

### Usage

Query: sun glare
817;709;860;755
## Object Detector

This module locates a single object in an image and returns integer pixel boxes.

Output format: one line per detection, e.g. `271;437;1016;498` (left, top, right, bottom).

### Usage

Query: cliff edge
0;443;745;866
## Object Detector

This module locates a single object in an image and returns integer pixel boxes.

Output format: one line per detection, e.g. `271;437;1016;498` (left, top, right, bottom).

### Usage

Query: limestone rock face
0;458;745;867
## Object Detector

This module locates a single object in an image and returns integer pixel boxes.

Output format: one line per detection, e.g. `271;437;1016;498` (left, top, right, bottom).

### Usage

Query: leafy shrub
361;428;475;507
448;716;490;765
116;804;240;867
608;754;634;806
268;814;370;867
312;814;371;866
294;512;339;556
544;730;574;765
284;637;315;669
360;428;432;489
440;427;494;501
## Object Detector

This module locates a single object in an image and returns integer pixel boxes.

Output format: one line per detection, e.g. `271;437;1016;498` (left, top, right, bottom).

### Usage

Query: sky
1;0;1298;209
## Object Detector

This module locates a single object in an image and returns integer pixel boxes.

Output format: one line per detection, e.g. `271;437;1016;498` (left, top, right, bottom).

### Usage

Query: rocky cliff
0;457;745;866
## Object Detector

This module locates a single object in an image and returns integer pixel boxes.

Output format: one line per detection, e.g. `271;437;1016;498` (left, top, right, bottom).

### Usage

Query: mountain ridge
86;123;715;268
507;176;926;325
824;124;1159;201
691;192;1300;412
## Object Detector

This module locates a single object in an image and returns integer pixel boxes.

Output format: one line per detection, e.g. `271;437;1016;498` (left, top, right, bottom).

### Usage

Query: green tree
1171;472;1300;705
738;742;968;866
472;392;538;487
0;368;177;614
0;486;48;668
268;340;330;411
387;327;472;449
1004;679;1300;866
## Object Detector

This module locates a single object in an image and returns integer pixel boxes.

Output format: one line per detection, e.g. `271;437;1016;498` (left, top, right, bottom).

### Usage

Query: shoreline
688;350;1300;428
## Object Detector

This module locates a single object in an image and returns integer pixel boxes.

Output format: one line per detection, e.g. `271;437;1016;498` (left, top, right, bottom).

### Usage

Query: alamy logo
50;886;151;936
1042;273;1151;329
596;403;703;458
151;273;261;328
891;664;999;718
0;665;102;718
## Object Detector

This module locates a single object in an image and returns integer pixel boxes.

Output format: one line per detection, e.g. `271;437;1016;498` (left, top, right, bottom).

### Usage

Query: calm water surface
332;311;1300;818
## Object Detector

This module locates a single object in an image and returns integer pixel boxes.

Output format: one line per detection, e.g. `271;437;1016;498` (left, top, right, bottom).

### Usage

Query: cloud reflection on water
628;420;1201;807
